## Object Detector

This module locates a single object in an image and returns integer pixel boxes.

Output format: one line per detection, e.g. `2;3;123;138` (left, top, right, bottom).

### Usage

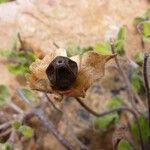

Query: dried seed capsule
46;56;78;90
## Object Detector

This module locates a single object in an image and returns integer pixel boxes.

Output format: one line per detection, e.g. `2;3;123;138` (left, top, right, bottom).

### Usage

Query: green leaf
18;51;36;63
143;21;150;38
117;26;126;41
95;42;111;55
94;113;119;130
18;125;34;138
133;17;146;26
117;139;133;150
131;72;143;92
0;143;13;150
0;0;9;4
21;88;40;107
107;96;123;109
0;85;10;105
27;51;37;62
114;26;126;55
131;115;149;143
66;43;93;57
0;49;16;57
133;8;150;26
12;121;22;129
7;63;29;75
1;47;36;75
133;51;143;65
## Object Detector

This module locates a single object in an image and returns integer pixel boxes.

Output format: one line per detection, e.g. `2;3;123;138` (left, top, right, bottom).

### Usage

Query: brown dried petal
57;52;116;96
26;48;67;92
26;50;115;97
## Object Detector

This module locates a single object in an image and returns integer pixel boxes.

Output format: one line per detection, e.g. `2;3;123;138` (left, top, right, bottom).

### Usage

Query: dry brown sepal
26;48;116;97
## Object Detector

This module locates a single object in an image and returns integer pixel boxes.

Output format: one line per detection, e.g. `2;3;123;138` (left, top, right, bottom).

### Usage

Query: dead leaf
26;48;116;97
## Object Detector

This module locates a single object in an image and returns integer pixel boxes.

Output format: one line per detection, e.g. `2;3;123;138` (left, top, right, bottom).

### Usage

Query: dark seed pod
46;56;78;90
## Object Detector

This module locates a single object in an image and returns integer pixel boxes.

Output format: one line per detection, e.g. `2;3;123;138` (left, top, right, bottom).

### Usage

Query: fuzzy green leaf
18;125;34;138
0;85;10;105
94;113;119;130
114;26;126;55
133;17;146;26
114;40;125;55
66;43;93;57
95;42;111;55
12;121;22;129
1;48;36;75
7;63;29;75
117;26;126;41
131;115;149;143
143;22;150;38
131;73;143;92
0;143;12;150
133;51;143;65
107;96;123;109
117;139;133;150
0;49;16;57
18;51;36;63
0;0;9;4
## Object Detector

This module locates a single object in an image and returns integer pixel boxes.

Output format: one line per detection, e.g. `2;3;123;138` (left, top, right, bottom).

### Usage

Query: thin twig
136;24;145;50
17;33;24;46
33;108;73;150
8;101;24;114
53;42;60;48
110;40;145;112
7;129;17;143
17;89;73;150
45;93;62;113
143;53;150;131
0;121;12;130
0;128;12;138
75;97;144;150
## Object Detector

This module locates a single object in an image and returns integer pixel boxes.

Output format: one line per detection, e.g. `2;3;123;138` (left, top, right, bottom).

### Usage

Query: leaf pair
95;26;126;56
12;121;34;138
0;48;36;75
134;8;150;43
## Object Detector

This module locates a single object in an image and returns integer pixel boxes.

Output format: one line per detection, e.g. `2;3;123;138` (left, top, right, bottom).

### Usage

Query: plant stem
0;128;12;138
110;40;145;112
45;93;62;113
0;121;12;130
75;97;144;150
53;42;60;48
33;108;73;150
8;101;24;114
17;89;73;150
143;53;150;131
